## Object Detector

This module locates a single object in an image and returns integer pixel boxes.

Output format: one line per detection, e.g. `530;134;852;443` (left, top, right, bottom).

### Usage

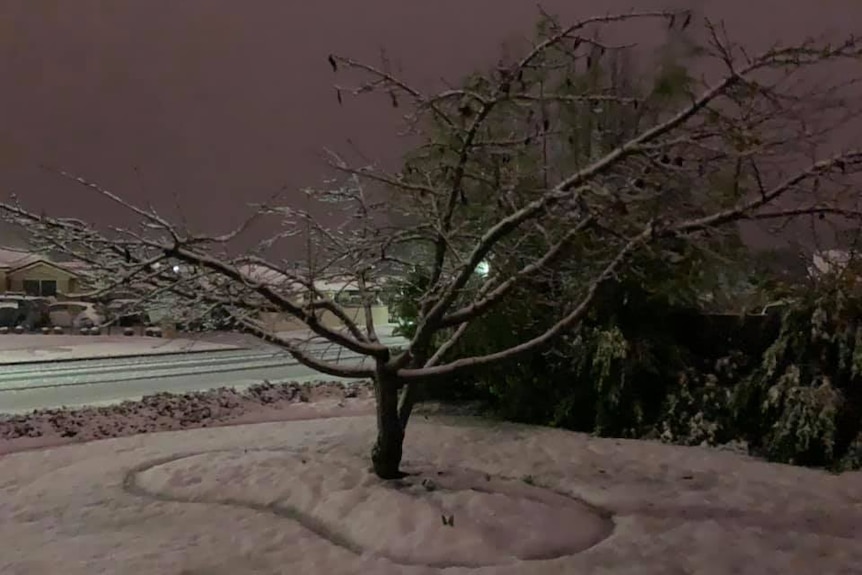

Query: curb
0;345;250;366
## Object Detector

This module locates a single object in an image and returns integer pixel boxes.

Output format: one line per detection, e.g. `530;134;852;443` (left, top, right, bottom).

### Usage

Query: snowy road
0;338;399;413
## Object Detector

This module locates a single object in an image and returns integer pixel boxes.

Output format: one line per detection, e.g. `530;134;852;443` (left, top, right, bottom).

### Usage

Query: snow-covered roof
236;264;302;290
0;246;43;269
234;265;387;295
0;246;89;276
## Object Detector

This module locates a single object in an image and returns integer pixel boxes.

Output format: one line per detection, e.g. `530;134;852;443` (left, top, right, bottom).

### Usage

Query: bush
390;263;704;436
656;353;746;446
388;246;862;472
732;276;862;470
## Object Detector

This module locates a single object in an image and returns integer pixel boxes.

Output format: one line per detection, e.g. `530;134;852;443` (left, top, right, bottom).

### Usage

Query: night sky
0;0;856;251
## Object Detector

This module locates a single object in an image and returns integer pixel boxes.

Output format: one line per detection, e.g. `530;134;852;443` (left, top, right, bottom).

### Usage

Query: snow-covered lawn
1;402;859;574
0;334;239;364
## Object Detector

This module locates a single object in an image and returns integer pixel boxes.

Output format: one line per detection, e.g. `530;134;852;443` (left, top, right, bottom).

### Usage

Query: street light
476;260;490;277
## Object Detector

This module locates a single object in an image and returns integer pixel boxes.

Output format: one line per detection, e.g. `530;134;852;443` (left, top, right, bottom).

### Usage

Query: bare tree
4;11;862;479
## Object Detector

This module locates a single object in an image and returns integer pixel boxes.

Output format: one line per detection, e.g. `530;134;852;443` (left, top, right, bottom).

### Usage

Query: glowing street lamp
476;260;490;277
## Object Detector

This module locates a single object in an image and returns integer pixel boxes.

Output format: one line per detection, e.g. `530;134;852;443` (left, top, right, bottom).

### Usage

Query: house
0;246;87;297
237;264;391;333
314;277;391;330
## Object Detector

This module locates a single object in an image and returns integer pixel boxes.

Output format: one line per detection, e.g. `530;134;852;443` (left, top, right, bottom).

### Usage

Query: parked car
47;301;106;330
0;296;51;331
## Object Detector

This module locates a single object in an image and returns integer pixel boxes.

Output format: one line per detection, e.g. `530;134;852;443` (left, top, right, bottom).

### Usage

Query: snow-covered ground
0;395;860;574
1;326;858;573
0;334;240;364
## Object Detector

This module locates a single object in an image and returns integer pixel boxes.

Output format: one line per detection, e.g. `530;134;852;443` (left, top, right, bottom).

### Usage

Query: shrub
388;243;862;472
386;242;751;437
656;353;745;447
733;275;862;469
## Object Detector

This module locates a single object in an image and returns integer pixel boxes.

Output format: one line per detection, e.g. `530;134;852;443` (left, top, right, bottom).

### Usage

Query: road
0;337;404;413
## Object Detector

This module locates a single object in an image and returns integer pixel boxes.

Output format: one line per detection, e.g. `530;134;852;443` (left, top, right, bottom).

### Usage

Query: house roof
0;246;41;269
5;259;82;277
234;265;385;295
237;264;302;290
316;278;384;293
0;246;84;277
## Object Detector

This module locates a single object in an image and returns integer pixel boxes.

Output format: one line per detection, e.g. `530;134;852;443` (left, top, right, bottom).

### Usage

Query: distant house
236;264;391;333
0;246;87;297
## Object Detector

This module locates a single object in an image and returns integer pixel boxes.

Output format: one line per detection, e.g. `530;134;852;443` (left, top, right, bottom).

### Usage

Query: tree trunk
397;347;430;431
397;380;420;430
371;372;405;479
